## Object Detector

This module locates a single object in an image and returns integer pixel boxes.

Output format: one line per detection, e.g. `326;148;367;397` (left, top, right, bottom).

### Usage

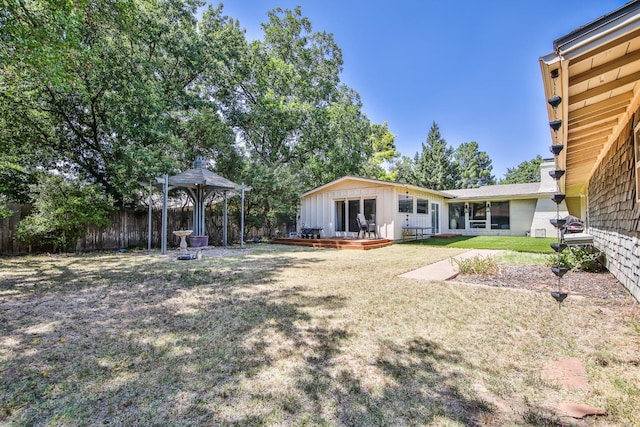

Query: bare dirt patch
455;264;631;300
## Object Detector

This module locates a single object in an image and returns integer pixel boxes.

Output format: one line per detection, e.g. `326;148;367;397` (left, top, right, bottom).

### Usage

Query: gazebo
155;157;247;254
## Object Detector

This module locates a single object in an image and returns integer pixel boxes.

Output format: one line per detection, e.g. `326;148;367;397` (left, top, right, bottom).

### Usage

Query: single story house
539;0;640;301
299;159;569;241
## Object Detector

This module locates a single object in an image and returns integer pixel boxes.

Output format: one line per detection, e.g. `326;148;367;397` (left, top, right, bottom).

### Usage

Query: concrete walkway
399;249;503;281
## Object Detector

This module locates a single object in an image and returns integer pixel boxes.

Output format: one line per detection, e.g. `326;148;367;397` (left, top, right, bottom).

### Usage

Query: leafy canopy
499;155;544;184
16;174;115;251
1;0;244;204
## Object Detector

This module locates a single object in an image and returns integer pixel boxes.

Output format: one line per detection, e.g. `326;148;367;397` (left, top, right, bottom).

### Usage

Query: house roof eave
301;176;456;199
540;0;640;198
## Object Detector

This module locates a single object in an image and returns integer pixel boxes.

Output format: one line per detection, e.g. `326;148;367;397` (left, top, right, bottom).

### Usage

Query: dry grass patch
1;244;638;426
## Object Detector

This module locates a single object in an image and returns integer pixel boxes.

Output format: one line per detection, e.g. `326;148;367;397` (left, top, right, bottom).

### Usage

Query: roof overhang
540;0;640;197
301;176;456;199
447;192;556;202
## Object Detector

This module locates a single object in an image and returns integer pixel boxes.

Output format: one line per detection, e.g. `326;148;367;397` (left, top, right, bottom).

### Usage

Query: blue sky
213;1;627;179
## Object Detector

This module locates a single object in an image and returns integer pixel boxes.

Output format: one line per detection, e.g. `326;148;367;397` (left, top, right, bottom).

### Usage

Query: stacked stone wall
588;111;640;301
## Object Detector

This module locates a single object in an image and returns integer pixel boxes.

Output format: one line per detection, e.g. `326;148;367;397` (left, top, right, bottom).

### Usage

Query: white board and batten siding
299;178;447;240
300;180;394;239
394;190;446;239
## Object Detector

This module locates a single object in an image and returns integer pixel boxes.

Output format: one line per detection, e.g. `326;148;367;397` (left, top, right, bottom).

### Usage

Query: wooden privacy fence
0;204;281;255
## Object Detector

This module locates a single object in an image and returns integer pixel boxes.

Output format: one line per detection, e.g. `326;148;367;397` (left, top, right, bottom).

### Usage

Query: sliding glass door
431;203;440;234
335;198;377;234
348;200;359;233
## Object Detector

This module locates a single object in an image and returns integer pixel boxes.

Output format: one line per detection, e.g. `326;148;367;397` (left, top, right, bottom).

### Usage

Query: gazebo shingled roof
167;166;238;190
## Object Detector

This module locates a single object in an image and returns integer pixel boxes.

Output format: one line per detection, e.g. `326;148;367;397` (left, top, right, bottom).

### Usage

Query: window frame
448;202;466;230
398;194;414;213
490;200;510;230
469;201;487;229
416;198;429;214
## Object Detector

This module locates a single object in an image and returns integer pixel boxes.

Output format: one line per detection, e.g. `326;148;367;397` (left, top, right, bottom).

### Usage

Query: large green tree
229;6;345;168
1;0;244;204
362;122;399;181
454;141;495;188
2;2;379;238
227;7;374;234
499;155;544;184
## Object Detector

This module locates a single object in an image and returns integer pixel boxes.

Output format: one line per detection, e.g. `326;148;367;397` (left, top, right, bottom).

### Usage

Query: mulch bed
455;264;631;300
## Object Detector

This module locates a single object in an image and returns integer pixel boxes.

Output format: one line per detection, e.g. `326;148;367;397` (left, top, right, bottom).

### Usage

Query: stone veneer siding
587;109;640;302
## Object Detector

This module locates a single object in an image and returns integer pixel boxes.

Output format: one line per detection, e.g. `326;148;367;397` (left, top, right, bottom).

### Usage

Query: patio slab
399;249;502;281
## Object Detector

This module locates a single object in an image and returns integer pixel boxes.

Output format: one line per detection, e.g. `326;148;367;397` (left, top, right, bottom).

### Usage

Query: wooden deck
271;237;394;250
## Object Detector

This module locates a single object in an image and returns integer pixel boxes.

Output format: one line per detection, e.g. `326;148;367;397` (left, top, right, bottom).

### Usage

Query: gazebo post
200;188;206;236
161;174;168;254
240;184;245;248
192;186;200;236
147;181;152;253
223;190;228;247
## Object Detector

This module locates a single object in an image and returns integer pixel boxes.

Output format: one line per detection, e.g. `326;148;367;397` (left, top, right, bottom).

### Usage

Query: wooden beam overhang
540;1;640;197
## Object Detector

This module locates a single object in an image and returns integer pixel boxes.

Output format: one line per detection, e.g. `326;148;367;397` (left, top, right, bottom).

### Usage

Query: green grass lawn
1;245;638;425
402;235;556;253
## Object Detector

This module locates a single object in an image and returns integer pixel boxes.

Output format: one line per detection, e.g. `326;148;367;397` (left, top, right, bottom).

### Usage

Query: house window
398;195;413;213
635;122;640;203
490;201;510;230
469;202;487;228
417;198;428;214
448;202;465;229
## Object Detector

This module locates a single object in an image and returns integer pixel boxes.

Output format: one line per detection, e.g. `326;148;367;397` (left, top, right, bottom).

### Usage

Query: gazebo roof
168;167;238;190
158;157;240;191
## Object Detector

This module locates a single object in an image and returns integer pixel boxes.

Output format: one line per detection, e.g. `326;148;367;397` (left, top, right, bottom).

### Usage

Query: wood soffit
543;24;640;197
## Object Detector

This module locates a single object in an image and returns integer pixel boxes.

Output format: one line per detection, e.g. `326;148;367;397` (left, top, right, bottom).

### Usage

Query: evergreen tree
454;141;495;188
412;122;459;190
391;155;416;184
